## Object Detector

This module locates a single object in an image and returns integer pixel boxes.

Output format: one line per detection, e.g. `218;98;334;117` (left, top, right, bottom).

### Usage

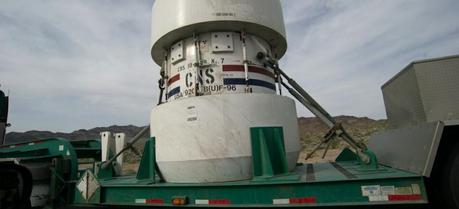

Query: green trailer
0;137;428;208
1;0;459;207
1;55;459;209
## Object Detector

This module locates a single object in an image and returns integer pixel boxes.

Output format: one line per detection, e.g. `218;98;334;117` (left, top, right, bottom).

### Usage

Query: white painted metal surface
30;184;49;207
164;32;275;102
22;162;51;207
114;133;125;175
151;0;287;65
100;131;123;175
76;170;100;201
382;55;459;129
149;0;299;183
151;94;300;182
101;131;114;162
369;121;444;177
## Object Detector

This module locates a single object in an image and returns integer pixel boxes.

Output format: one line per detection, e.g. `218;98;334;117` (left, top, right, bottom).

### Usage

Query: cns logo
185;68;215;88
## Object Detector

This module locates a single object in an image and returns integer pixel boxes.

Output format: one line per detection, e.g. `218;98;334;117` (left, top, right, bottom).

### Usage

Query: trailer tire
441;142;459;209
0;164;32;209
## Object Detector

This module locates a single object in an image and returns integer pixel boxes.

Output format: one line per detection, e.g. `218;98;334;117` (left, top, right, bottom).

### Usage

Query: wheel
0;164;32;209
440;141;459;209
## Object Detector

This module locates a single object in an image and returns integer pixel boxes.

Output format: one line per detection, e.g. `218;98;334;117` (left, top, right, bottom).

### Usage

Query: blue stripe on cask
167;86;181;97
223;78;276;91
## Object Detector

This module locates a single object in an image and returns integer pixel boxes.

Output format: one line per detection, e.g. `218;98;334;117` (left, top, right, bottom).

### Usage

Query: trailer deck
0;137;429;208
72;147;427;207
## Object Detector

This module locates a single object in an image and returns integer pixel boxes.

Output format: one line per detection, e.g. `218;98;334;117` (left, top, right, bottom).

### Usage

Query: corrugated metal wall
382;55;459;128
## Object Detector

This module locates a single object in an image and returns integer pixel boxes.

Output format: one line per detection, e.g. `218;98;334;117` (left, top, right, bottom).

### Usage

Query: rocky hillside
5;125;147;144
298;116;387;153
5;116;387;162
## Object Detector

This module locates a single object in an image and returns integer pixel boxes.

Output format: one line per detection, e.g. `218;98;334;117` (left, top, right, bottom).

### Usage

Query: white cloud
1;0;458;131
1;0;157;132
280;0;459;119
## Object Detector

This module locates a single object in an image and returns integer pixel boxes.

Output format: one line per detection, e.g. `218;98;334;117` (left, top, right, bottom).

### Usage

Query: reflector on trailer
172;196;188;205
389;194;423;201
273;197;317;205
195;199;231;205
134;198;164;204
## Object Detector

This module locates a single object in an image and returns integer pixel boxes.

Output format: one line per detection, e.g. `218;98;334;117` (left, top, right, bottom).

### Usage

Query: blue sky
1;0;459;132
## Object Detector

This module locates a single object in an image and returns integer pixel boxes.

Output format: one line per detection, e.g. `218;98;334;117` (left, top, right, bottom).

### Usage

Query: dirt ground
299;148;342;163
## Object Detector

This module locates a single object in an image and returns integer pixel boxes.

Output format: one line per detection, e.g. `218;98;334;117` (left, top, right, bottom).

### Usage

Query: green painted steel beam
0;138;78;180
73;161;427;207
136;138;156;182
70;139;101;160
251;127;289;178
0;134;430;208
0;138;80;208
